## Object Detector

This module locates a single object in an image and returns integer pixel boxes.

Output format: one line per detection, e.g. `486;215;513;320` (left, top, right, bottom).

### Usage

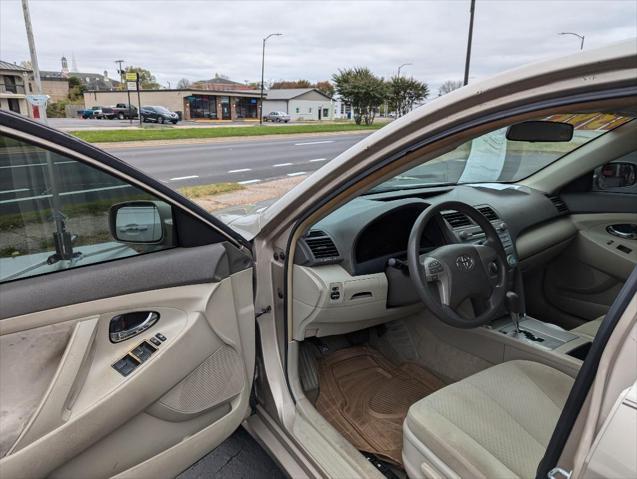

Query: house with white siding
263;88;333;121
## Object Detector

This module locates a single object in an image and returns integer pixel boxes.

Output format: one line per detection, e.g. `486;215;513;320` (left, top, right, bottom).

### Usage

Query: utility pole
21;0;45;120
260;33;282;125
463;0;476;86
559;32;585;50
116;59;133;124
22;0;76;262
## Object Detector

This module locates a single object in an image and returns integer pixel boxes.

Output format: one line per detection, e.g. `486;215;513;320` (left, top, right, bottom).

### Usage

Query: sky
1;0;636;94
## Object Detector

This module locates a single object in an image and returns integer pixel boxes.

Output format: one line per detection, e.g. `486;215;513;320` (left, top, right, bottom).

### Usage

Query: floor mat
315;346;445;466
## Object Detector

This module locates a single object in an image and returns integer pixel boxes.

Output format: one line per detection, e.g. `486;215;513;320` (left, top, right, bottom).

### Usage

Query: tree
176;78;191;89
315;80;335;98
438;80;463;96
271;79;312;89
332;67;388;125
67;75;86;101
20;60;32;70
388;76;429;117
124;66;160;89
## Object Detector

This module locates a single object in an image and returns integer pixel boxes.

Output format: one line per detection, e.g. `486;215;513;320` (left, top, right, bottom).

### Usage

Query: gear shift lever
506;291;522;336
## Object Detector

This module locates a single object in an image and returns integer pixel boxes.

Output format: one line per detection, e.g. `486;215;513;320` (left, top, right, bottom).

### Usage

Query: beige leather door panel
0;268;255;479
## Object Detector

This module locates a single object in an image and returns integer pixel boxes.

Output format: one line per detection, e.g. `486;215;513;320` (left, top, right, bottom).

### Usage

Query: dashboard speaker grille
441;211;471;228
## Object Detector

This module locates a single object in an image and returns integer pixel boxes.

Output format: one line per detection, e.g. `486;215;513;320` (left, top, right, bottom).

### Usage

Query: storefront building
83;89;261;121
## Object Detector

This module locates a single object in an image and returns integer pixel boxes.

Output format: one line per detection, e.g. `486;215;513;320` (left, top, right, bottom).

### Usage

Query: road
106;132;371;188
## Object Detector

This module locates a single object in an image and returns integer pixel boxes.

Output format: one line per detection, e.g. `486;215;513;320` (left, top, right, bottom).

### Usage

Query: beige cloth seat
403;360;574;479
570;316;604;339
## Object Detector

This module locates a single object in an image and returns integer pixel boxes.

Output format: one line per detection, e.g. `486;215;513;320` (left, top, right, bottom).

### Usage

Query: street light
260;33;283;125
116;59;134;124
395;63;412;118
558;32;585;50
463;0;476;86
397;62;412;78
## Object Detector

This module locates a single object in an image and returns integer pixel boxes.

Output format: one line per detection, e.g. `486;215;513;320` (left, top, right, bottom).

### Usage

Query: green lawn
71;122;386;143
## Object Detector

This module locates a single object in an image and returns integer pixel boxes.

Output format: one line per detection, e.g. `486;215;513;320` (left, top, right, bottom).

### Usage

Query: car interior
287;109;637;478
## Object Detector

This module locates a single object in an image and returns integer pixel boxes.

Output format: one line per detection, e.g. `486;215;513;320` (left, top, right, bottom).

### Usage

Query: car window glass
0;134;175;283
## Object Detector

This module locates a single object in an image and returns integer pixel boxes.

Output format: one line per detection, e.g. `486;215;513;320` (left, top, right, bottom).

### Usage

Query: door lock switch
131;341;156;363
150;337;161;347
155;333;167;342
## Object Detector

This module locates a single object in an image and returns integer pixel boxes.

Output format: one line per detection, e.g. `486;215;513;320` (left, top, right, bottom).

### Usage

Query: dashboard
291;183;575;340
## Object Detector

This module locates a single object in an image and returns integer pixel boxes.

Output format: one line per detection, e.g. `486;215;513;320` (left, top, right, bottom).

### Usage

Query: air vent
477;206;498;221
441;211;472;228
305;236;339;259
306;230;326;238
547;194;569;214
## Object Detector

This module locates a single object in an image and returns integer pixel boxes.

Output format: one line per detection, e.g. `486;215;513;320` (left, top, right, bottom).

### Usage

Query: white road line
294;140;334;146
0;184;132;205
228;168;252;173
0;160;77;170
309;158;328;162
238;179;261;185
169;175;199;181
273;162;293;167
0;188;30;194
287;171;307;177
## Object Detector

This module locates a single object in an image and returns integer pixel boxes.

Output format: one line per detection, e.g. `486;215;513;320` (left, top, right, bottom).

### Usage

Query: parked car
1;41;636;479
99;107;116;120
111;103;139;120
264;111;291;123
141;106;179;124
78;106;104;119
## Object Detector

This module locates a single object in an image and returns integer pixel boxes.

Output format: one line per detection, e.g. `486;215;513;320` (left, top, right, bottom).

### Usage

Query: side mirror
506;121;574;142
594;162;637;190
109;201;169;244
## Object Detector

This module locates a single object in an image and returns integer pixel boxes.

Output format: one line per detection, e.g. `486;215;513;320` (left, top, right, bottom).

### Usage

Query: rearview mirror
109;201;164;243
506;121;574;142
594;162;637;190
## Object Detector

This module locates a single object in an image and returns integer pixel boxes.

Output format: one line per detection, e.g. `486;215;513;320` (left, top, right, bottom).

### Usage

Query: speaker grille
159;345;244;414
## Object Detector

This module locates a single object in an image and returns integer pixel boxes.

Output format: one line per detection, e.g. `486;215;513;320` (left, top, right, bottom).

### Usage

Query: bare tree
438;80;463;96
176;78;191;89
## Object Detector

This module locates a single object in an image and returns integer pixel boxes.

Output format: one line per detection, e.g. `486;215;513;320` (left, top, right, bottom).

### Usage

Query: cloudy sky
1;0;636;93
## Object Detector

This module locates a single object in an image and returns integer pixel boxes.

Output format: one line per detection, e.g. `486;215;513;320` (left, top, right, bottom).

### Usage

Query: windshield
154;106;171;114
371;113;632;192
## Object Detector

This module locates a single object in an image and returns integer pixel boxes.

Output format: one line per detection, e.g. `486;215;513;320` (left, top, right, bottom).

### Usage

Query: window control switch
150;337;161;347
155;333;167;342
131;341;156;363
112;354;140;377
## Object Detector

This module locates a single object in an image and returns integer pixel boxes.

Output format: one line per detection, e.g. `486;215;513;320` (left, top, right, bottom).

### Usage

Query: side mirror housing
506;121;574;142
594;162;637;190
109;201;172;244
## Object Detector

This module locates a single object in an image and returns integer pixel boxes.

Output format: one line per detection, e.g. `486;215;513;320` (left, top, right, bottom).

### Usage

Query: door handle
109;311;159;343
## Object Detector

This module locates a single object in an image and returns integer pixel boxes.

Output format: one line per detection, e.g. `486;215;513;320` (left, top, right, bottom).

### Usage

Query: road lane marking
294;140;334;146
273;163;293;167
238;179;261;185
169;175;199;181
0;160;77;169
309;158;328;162
228;168;252;173
0;188;30;194
287;172;306;177
0;185;132;205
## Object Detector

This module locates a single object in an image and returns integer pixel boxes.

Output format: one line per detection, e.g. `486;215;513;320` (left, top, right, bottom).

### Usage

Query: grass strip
178;182;245;199
70;122;385;143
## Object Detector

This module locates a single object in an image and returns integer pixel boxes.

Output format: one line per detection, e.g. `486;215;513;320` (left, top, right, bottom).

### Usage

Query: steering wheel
407;201;510;328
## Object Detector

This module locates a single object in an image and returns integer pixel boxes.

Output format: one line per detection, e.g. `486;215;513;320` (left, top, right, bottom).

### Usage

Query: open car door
0;112;256;479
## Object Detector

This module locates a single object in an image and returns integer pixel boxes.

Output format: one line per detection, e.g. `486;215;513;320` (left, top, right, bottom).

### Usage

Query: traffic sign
26;94;49;106
125;72;138;81
127;81;137;91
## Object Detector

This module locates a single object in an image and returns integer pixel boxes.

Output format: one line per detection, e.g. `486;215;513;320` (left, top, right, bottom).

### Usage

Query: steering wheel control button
155;333;167;342
507;255;517;266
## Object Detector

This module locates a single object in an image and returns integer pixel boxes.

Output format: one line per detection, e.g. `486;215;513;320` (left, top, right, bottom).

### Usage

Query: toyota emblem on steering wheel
455;255;475;271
